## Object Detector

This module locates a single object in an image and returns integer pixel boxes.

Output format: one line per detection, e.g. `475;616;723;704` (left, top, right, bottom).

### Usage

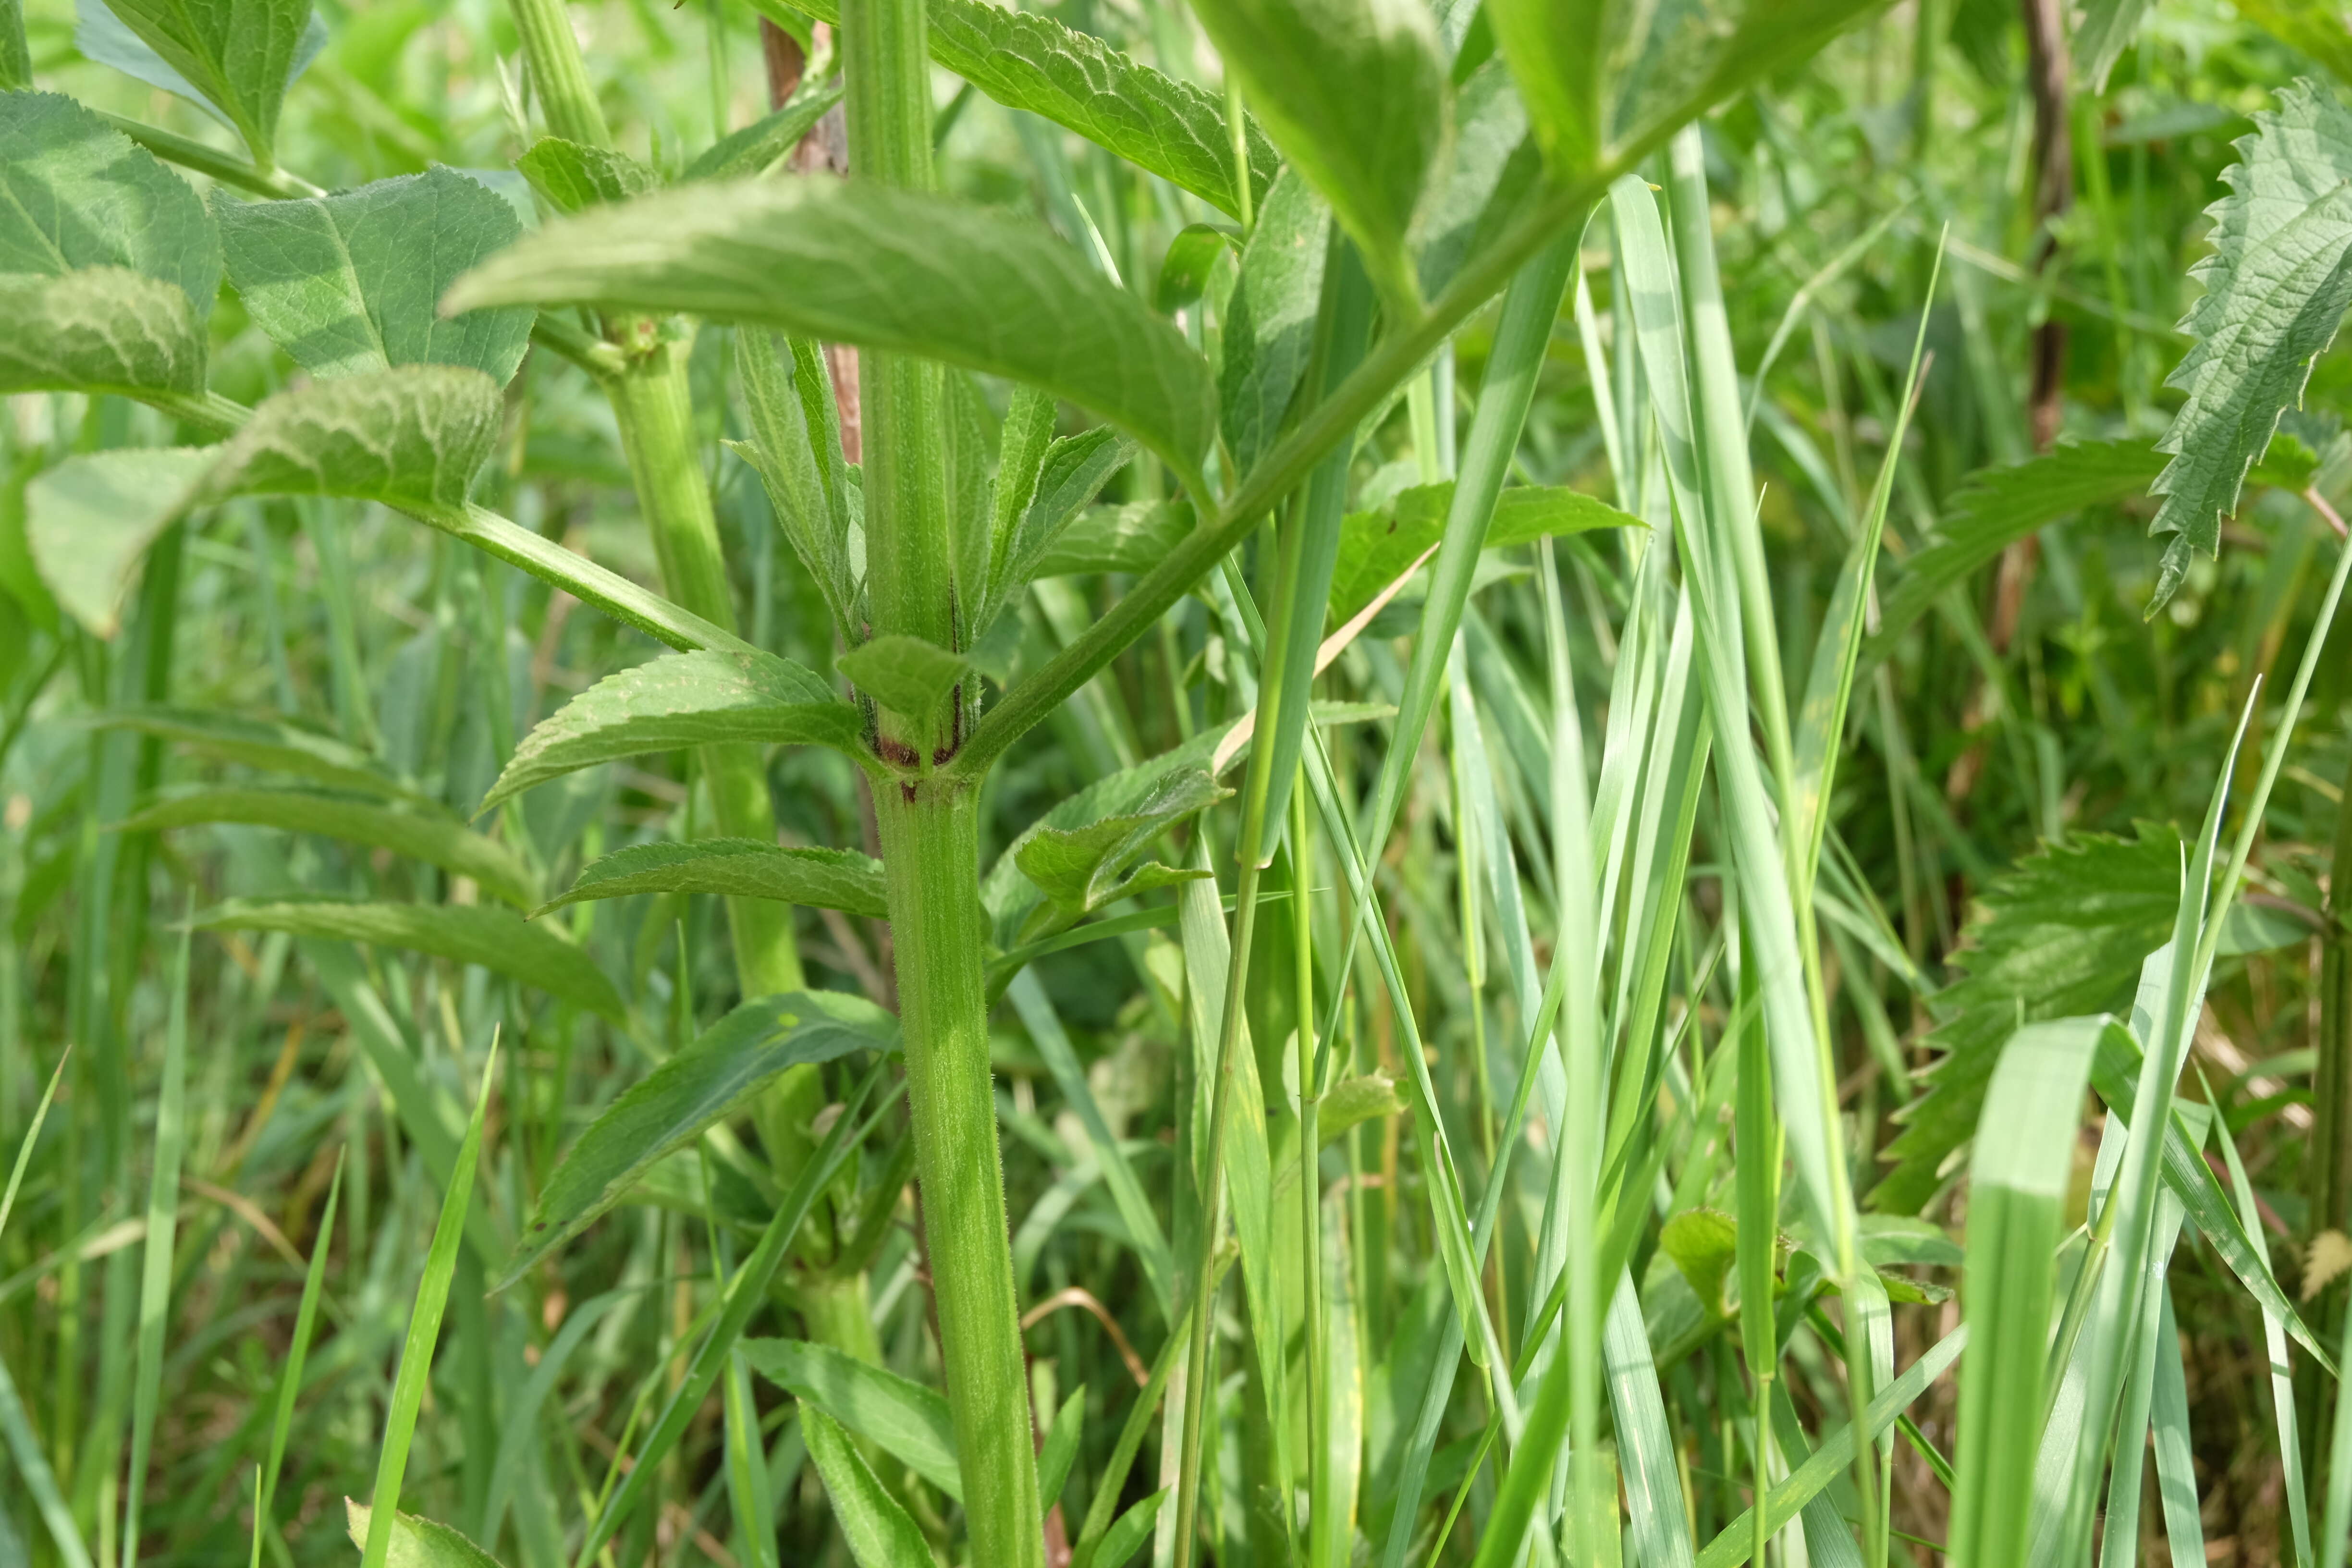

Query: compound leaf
0;91;220;319
446;177;1218;483
218;167;535;382
535;839;887;919
194;897;627;1023
509;991;897;1282
2148;78;2352;610
484;649;862;814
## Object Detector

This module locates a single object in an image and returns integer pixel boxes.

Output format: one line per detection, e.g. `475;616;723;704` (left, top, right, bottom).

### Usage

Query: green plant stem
509;0;612;147
98;113;323;198
872;782;1041;1568
1294;775;1329;1568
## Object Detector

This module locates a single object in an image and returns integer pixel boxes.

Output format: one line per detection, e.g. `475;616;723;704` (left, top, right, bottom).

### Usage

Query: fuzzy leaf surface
0;268;208;399
784;0;1275;217
0;92;220;318
534;840;887;919
1014;767;1227;936
218;167;534;381
446;177;1218;480
509;991;896;1280
122;786;538;907
1031;501;1194;578
194;897;627;1022
837;635;968;727
2148;78;2352;609
1874;825;2183;1213
1188;0;1443;306
741;1338;962;1502
735;330;861;639
93;0;310;161
794;1406;935;1568
515;139;661;212
201;365;503;514
484;649;861;813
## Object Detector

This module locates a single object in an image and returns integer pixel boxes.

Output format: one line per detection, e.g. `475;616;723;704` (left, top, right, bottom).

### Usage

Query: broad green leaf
2149;78;2352;610
1188;0;1445;308
837;634;969;728
533;839;886;919
1327;481;1640;622
0;268;207;399
1032;501;1193;578
86;705;423;800
783;0;1276;218
2235;0;2352;87
1947;1018;2108;1568
514;138;661;212
1874;824;2182;1214
986;428;1138;616
482;649;862;814
1156;223;1234;313
25;449;213;637
795;1405;934;1568
1013;766;1226;937
1218;170;1330;475
735;329;861;640
193;897;627;1022
509;991;895;1280
1657;1208;1739;1318
0;92;220;319
741;1338;961;1502
218;167;534;382
1864;439;2167;664
343;1503;505;1568
1412;57;1537;298
2076;0;2155;91
92;0;312;164
1496;0;1888;180
446;177;1220;484
120;786;539;907
200;365;502;514
683;75;844;181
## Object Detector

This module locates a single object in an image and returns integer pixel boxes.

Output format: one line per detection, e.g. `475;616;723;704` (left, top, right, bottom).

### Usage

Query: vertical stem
1294;776;1326;1568
873;784;1040;1567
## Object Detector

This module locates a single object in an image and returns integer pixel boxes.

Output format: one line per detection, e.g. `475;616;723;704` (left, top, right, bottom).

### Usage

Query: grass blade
121;920;193;1557
251;1149;345;1568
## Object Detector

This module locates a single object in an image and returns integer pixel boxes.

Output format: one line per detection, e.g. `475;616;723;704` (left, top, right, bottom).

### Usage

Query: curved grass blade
123;786;539;908
122;922;194;1556
251;1150;343;1568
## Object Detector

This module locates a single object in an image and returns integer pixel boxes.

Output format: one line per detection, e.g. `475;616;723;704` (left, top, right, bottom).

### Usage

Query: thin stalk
1294;775;1326;1568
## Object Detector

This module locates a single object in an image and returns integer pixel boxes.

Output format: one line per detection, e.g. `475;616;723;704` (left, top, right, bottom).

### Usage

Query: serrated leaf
1031;500;1193;578
793;1405;935;1568
1014;767;1227;937
1874;825;2184;1213
194;897;627;1022
683;75;844;181
740;1338;961;1502
507;991;895;1281
837;634;968;727
735;329;862;641
25;449;213;637
1493;0;1885;178
0;268;208;400
0;92;220;319
484;649;862;814
219;167;534;382
2148;78;2352;610
86;705;423;800
91;0;312;163
1865;439;2167;663
784;0;1275;218
445;177;1218;483
1218;170;1330;476
534;839;886;919
202;364;504;514
1327;480;1640;622
515;138;660;212
343;1501;506;1568
987;428;1138;613
121;786;537;906
1188;0;1445;307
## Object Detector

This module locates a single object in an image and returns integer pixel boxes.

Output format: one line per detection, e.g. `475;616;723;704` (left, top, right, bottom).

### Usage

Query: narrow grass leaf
193;897;628;1024
122;921;193;1556
683;75;844;180
509;992;896;1283
1092;1491;1167;1568
0;1344;94;1568
251;1150;342;1568
357;1038;498;1568
534;840;886;920
85;706;425;802
1039;1385;1085;1518
445;178;1218;485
